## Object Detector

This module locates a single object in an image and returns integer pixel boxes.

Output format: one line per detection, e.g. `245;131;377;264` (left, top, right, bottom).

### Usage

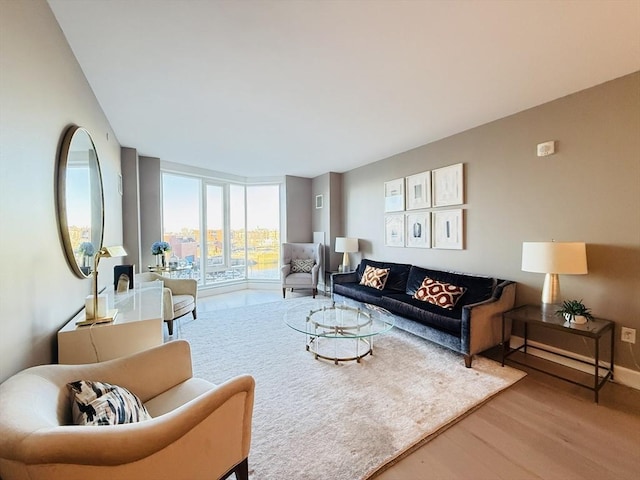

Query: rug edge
362;370;527;479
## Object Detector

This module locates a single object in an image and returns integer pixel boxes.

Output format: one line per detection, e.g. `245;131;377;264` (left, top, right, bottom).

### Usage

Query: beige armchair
281;242;322;298
0;340;254;480
137;272;197;335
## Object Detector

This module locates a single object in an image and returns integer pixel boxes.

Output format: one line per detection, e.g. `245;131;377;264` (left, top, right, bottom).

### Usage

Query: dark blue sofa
332;259;516;367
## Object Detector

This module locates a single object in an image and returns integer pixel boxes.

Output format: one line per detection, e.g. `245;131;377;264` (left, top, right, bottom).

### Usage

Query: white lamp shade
335;237;359;253
521;242;587;274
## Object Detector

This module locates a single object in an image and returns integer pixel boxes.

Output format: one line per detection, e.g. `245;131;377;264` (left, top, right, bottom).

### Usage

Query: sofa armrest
332;271;358;284
461;281;516;356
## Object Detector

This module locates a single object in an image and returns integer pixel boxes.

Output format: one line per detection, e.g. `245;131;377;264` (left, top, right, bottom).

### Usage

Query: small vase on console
156;254;166;268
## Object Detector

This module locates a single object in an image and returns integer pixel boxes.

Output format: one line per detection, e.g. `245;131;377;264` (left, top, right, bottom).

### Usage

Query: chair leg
192;307;197;320
282;288;286;298
166;320;174;336
221;458;248;480
234;458;249;480
312;288;317;298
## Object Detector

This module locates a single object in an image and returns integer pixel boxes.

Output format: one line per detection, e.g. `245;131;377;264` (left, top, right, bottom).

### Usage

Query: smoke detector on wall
537;140;556;157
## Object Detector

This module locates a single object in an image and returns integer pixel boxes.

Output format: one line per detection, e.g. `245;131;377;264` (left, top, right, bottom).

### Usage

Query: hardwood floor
195;290;640;480
374;349;640;480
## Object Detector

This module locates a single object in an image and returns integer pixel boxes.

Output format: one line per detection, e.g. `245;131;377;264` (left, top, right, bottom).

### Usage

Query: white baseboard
510;335;640;391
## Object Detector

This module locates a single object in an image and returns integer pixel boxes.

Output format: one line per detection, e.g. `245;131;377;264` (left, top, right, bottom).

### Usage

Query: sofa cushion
381;294;462;335
406;266;496;306
334;283;388;305
413;277;467;310
291;258;315;273
356;260;411;292
359;265;390;290
68;380;151;426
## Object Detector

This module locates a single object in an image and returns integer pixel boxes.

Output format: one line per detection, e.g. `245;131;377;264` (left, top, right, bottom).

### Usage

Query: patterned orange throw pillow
359;265;390;290
413;276;466;309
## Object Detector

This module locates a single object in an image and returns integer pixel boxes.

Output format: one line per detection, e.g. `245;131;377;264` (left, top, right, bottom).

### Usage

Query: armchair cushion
68;380;151;426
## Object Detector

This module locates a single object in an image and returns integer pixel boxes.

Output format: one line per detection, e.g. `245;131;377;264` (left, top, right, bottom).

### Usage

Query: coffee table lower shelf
307;336;374;364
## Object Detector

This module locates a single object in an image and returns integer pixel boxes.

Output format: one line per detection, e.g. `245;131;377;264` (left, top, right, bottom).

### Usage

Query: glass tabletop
285;301;395;339
503;304;613;337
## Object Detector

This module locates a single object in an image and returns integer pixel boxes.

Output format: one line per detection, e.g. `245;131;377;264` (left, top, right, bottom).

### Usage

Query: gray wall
138;156;162;269
343;72;640;371
284;175;312;242
0;0;123;381
312;172;345;271
121;147;142;271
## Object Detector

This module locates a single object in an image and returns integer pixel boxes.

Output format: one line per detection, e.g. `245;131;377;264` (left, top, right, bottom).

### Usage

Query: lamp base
541;273;560;305
342;252;350;273
76;309;118;326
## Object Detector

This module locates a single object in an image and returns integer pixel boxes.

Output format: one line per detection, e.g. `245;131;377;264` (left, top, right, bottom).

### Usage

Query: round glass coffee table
285;302;394;364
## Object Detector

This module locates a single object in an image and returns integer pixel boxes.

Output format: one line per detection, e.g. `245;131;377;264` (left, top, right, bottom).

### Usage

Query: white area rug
181;296;525;480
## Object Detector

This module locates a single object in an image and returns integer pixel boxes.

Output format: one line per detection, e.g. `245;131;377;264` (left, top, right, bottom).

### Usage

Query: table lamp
521;241;587;310
85;245;127;322
335;237;358;272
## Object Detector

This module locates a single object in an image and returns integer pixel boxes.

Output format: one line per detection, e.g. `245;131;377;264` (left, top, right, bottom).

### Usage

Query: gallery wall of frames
383;163;464;250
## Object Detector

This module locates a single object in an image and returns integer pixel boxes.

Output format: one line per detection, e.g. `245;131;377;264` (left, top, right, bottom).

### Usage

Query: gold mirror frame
56;126;105;279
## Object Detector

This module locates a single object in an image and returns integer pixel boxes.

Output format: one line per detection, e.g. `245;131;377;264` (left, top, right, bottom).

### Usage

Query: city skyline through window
162;173;280;285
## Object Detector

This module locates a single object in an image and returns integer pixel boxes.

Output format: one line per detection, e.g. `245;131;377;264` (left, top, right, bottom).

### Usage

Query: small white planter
564;313;588;324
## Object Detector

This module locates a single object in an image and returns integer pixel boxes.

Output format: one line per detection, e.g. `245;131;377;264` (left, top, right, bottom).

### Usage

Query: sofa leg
312;288;317;298
166;320;174;336
464;355;472;368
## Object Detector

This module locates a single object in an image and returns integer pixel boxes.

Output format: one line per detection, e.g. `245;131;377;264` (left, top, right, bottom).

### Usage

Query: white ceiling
48;0;640;179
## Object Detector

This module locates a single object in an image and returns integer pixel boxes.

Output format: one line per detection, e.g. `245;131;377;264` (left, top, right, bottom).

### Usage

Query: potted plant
151;241;171;267
556;299;594;325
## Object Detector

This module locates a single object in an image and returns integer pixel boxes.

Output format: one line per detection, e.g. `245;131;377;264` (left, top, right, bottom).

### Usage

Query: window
161;173;280;286
161;174;201;281
246;185;280;280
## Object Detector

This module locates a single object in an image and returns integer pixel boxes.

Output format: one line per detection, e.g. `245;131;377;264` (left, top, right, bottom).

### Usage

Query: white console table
58;285;164;364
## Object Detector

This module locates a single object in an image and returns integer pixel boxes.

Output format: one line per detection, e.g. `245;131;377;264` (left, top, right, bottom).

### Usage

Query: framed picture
405;171;431;210
384;178;405;212
384;214;405;247
432;209;464;249
315;194;323;209
405;212;430;248
432;163;464;207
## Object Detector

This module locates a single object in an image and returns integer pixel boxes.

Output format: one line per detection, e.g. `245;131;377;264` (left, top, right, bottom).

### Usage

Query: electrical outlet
621;327;636;344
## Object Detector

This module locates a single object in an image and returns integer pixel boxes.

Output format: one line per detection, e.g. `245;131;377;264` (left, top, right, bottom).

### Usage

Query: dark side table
502;305;614;403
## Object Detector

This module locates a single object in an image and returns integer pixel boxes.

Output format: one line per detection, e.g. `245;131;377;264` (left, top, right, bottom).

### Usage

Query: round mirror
56;126;104;278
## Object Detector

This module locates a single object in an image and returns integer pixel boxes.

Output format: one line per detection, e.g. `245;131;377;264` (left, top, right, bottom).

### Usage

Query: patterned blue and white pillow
68;380;151;426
